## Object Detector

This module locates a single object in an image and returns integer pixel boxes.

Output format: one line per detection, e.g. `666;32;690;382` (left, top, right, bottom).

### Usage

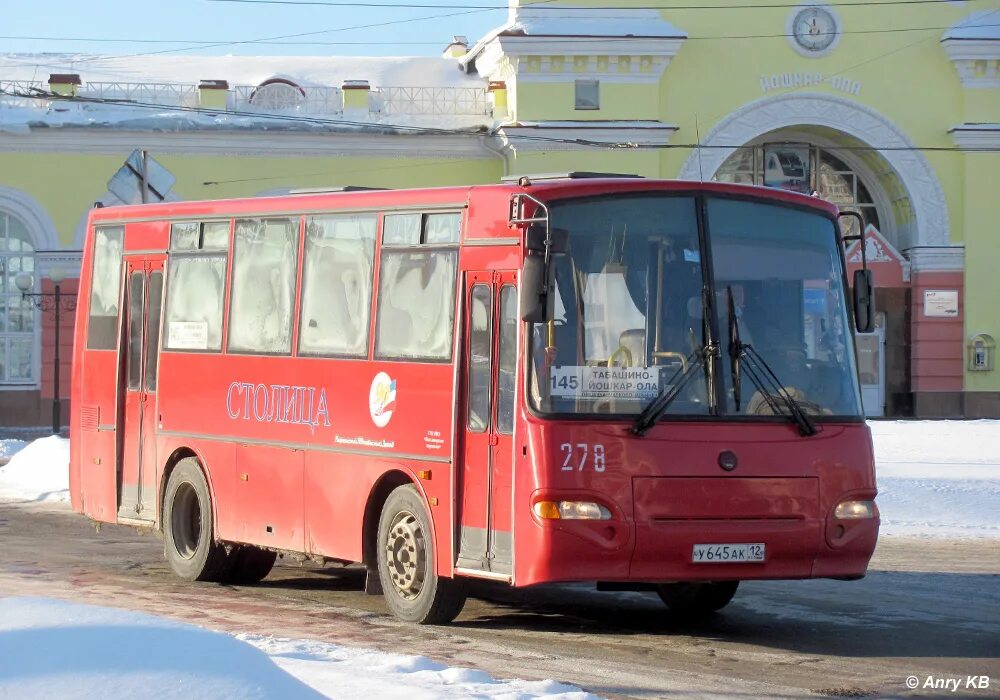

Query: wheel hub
385;510;425;600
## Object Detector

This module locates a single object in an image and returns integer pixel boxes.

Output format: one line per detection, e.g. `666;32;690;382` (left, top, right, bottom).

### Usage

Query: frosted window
299;214;376;357
87;226;124;350
424;214;460;244
171;221;229;251
383;214;420;246
376;250;457;361
165;255;226;351
228;218;298;354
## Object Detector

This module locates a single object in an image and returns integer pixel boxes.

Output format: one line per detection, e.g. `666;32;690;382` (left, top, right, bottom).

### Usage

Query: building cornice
904;246;965;274
950;124;1000;149
0;128;494;160
942;39;1000;88
474;35;685;84
494;121;678;153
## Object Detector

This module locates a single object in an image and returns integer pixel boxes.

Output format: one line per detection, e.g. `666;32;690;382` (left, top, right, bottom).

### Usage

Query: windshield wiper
726;286;818;437
631;346;708;436
632;289;719;437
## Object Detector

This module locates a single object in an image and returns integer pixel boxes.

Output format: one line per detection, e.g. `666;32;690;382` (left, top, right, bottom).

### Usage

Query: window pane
145;272;163;391
228;218;298;354
497;285;517;434
170;222;199;250
87;226;124;350
376;250;457;360
10;296;33;332
299;214;376;356
165;256;226;351
467;284;491;432
127;272;144;391
424;213;461;244
575;80;599;110
8;337;33;381
202;222;230;250
383;214;420;246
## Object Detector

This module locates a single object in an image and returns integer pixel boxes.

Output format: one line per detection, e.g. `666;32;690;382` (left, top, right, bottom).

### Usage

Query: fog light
834;500;875;519
533;501;612;520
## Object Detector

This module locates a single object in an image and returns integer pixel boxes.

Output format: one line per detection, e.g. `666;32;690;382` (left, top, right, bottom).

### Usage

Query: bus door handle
489;434;499;446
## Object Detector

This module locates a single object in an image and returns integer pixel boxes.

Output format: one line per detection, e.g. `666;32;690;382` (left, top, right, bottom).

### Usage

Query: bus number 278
560;443;606;472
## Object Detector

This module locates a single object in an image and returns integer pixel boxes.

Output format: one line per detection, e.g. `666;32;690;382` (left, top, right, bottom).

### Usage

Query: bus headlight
834;500;876;519
533;501;612;520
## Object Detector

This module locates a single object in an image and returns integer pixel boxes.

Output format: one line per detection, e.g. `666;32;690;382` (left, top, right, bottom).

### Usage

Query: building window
575;80;600;110
249;78;306;111
715;144;882;238
0;211;36;383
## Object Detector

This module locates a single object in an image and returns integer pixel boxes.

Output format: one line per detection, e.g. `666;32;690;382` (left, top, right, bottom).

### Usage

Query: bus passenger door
118;256;165;522
457;271;518;576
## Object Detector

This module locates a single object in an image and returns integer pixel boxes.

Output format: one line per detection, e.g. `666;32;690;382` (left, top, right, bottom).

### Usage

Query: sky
3;0;508;58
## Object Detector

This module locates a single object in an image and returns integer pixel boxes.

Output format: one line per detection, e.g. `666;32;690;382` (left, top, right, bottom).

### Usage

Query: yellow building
0;1;997;423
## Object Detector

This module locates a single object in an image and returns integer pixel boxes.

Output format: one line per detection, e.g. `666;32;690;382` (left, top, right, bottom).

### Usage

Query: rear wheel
377;484;466;624
162;458;232;582
224;546;277;584
656;581;739;617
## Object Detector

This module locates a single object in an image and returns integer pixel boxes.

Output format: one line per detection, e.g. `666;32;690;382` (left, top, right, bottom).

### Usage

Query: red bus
70;174;880;624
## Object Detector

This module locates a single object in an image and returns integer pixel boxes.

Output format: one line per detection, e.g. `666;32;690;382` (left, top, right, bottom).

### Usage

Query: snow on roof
0;52;479;88
462;5;686;71
942;11;1000;41
504;5;687;39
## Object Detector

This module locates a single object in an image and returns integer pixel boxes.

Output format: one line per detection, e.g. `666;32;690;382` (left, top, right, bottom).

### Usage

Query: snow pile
0;435;69;503
0;597;323;700
0;597;593;700
0;438;27;460
241;634;593;699
871;420;1000;538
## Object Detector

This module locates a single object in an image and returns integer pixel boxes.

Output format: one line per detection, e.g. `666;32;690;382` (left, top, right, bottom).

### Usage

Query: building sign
924;290;959;318
759;73;862;96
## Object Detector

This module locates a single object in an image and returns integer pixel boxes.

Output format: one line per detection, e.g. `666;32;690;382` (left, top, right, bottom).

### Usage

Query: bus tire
656;581;739;617
162;458;232;582
224;546;277;584
377;484;466;624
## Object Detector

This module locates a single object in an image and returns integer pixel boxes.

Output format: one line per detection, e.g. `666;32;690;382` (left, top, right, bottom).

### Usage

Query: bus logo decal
369;372;397;428
226;381;331;431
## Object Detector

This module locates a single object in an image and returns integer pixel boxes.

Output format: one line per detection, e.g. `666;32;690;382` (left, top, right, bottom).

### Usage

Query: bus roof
88;177;841;230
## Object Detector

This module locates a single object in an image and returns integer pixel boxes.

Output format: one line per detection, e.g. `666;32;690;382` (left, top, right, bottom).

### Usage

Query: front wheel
162;458;232;582
657;581;739;617
377;484;466;624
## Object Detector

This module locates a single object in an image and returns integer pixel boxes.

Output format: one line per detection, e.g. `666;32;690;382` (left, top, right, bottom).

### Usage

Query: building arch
0;186;59;250
678;92;949;248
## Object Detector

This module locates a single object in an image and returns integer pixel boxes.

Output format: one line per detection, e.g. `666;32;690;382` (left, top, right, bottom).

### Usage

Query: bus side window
86;226;124;350
126;272;145;391
228;218;298;355
496;285;517;434
164;222;228;352
375;211;460;362
144;271;163;391
299;214;376;357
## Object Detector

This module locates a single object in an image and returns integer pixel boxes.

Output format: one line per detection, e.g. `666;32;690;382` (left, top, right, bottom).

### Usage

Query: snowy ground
0;422;997;698
0;597;591;700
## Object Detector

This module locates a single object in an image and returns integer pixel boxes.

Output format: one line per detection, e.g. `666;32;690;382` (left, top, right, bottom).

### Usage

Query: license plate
692;543;765;563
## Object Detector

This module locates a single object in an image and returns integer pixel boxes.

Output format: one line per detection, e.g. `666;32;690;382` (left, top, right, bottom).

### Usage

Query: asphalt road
1;502;997;699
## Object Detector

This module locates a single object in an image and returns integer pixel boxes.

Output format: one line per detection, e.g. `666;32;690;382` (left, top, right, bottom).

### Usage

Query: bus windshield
527;193;863;419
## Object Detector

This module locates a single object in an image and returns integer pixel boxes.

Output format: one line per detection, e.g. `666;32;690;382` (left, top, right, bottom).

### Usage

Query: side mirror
520;253;551;323
525;226;569;254
853;269;876;333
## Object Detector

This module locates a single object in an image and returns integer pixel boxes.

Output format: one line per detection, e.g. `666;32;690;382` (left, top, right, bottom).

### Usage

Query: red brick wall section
909;271;964;392
39;278;79;400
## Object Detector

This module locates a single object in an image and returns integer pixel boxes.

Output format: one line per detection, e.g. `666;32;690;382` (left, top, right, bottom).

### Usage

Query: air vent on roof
287;186;389;194
502;172;645;186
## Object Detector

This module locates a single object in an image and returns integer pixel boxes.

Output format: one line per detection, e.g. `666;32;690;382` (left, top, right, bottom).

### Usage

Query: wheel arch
362;469;423;572
157;445;218;533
